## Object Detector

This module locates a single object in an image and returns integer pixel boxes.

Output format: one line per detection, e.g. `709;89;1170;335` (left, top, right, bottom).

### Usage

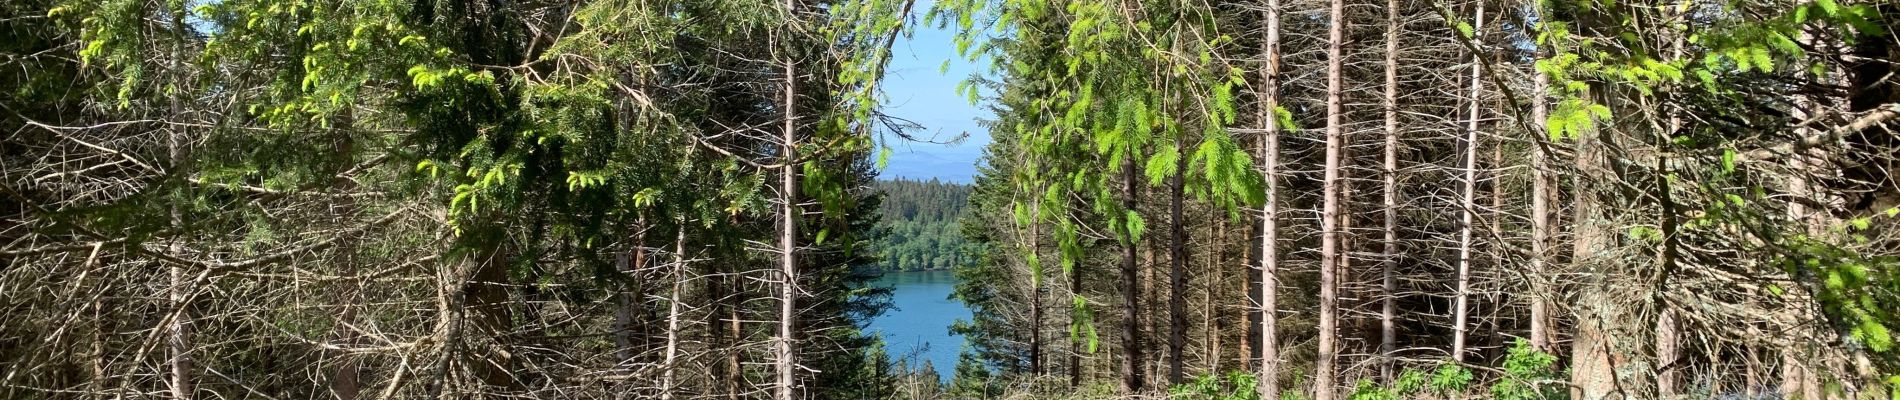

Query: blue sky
876;1;992;184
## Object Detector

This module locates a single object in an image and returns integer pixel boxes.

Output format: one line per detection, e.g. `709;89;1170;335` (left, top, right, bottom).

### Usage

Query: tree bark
662;225;687;400
1070;246;1085;389
775;1;801;397
1207;216;1223;372
1029;198;1044;376
1168;132;1189;386
165;2;193;397
1316;0;1345;395
1120;154;1145;394
1528;0;1554;350
1779;105;1826;400
465;246;517;391
1256;0;1283;396
1567;88;1617;399
1453;0;1486;363
1656;311;1679;397
1379;0;1401;381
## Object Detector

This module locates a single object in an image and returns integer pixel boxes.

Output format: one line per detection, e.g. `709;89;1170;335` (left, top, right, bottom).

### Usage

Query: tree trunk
1652;25;1693;397
1168;134;1189;385
1256;0;1283;396
1316;0;1345;395
1070;248;1085;389
1453;0;1485;363
662;225;687;400
1207;216;1223;372
704;256;738;400
1656;311;1679;397
330;255;363;400
774;1;801;397
1779;105;1826;400
1568;87;1618;400
165;3;193;398
617;218;650;363
464;246;517;391
1379;0;1401;382
1120;155;1145;394
1528;0;1554;350
1029;198;1044;376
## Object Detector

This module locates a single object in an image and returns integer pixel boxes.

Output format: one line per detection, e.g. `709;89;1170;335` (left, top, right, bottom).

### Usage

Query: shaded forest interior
3;0;1900;399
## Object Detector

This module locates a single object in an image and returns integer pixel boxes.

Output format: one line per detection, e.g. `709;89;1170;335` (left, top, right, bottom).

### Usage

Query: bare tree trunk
1316;0;1345;394
1029;198;1044;377
1453;0;1486;364
165;3;193;398
1653;27;1690;398
89;249;107;397
331;254;363;400
1379;0;1401;381
1780;108;1825;400
470;248;518;390
1207;217;1223;372
662;225;687;400
774;0;801;395
1568;89;1617;399
1168;133;1189;386
1070;251;1085;389
1528;0;1554;350
710;255;737;400
1256;0;1283;396
617;218;649;363
1656;311;1679;397
1120;155;1144;394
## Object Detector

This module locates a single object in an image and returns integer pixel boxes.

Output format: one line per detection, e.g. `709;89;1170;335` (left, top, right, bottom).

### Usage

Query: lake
867;269;969;382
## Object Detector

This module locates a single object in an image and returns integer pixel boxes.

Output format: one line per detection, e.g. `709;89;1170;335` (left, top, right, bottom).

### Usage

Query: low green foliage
1491;340;1564;400
1347;340;1560;400
1169;371;1261;400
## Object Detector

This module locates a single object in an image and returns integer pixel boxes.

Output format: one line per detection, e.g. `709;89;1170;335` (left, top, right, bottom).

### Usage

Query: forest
873;178;971;272
1;0;1898;399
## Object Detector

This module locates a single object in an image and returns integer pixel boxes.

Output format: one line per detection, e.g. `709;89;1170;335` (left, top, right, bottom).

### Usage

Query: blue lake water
867;269;969;381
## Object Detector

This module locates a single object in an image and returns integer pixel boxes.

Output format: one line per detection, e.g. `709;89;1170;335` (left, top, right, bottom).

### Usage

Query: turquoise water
868;269;969;381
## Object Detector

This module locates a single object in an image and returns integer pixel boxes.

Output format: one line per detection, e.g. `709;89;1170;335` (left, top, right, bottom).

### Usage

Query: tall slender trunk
662;225;687;400
1029;198;1044;376
1207;217;1223;372
88;242;107;395
1255;0;1283;396
617;218;650;363
1527;0;1554;351
1379;0;1401;381
1168;135;1189;385
91;277;108;396
1120;155;1144;393
1779;103;1825;400
774;1;802;397
1567;86;1616;399
1654;31;1686;399
1316;0;1345;394
1452;0;1486;364
704;256;738;400
166;3;193;396
1070;250;1085;389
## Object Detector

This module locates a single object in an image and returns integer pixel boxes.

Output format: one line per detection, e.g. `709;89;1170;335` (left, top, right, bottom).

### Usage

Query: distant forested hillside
873;178;972;271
